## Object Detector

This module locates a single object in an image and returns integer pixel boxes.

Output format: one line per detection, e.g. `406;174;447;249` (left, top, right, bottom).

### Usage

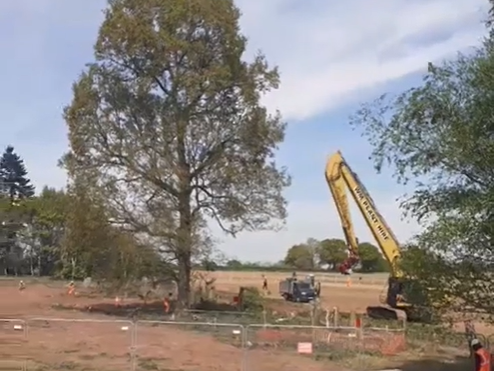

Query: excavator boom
325;151;424;321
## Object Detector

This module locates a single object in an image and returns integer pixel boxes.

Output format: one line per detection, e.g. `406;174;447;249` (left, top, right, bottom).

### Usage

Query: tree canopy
0;145;35;274
351;36;494;316
62;0;289;306
282;238;387;272
318;238;347;269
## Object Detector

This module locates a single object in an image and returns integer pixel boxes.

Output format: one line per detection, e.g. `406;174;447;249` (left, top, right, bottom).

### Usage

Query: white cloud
237;0;487;120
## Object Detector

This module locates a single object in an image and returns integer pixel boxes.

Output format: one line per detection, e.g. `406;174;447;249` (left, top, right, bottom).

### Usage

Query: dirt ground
0;277;489;371
0;281;358;371
209;271;389;286
213;272;494;334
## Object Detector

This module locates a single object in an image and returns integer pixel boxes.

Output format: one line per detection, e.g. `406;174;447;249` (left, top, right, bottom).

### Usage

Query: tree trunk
176;192;192;309
177;251;191;308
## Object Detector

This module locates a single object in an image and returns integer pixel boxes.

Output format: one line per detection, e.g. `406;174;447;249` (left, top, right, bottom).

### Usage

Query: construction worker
315;281;321;297
471;338;491;371
262;275;268;291
308;274;315;287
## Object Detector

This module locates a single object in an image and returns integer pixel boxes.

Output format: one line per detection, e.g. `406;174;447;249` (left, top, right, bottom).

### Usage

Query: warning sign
297;342;313;354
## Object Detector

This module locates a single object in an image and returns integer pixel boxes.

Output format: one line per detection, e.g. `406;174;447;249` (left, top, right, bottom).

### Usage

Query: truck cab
279;278;316;302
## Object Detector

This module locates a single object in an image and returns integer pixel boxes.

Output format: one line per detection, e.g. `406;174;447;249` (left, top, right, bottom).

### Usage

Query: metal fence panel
405;324;473;357
26;318;134;370
244;324;406;371
0;318;27;370
135;320;243;371
180;309;260;326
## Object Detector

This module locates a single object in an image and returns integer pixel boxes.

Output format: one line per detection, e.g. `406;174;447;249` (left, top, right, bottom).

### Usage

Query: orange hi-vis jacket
475;348;491;371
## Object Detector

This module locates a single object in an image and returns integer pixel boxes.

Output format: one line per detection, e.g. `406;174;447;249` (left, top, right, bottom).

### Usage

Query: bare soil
0;282;355;371
0;276;487;371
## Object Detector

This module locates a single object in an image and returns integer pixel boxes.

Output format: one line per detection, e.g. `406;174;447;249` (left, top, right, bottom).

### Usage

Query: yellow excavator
325;151;428;322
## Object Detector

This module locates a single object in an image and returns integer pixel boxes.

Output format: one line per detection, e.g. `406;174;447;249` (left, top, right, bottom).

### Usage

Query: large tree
358;242;387;273
317;238;347;270
350;41;494;315
63;0;289;306
284;244;316;270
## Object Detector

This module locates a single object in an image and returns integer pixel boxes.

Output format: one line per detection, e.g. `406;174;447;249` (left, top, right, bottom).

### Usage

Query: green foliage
351;36;494;318
21;187;68;276
358;242;388;272
201;259;218;272
0;145;35;200
281;238;388;273
241;287;264;311
225;259;243;270
284;243;316;270
0;146;36;274
62;0;289;305
317;238;346;269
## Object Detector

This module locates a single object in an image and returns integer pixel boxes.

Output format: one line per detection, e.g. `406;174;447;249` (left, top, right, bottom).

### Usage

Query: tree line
3;0;494;316
282;238;387;272
213;237;388;273
0;145;164;280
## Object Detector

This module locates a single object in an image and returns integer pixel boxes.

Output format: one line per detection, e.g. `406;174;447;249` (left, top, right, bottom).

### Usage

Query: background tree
0;146;35;274
15;187;68;276
31;187;68;275
358;242;387;272
284;243;316;270
60;179;110;279
317;238;347;270
225;259;243;270
63;0;289;306
0;145;35;201
350;39;494;315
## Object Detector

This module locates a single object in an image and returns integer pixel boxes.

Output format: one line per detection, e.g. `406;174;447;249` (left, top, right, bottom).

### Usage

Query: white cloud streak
237;0;487;120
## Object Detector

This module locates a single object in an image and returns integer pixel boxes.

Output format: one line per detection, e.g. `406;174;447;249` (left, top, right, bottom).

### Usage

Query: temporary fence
244;323;406;370
0;317;481;371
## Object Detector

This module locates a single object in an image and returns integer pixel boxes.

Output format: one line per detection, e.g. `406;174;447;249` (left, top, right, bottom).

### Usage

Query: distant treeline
199;259;387;273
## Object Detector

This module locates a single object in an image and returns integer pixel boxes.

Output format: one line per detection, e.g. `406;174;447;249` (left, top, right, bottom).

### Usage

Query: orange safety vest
475;348;491;371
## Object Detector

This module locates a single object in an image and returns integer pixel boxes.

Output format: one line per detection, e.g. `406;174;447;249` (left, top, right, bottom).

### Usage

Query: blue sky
0;0;488;262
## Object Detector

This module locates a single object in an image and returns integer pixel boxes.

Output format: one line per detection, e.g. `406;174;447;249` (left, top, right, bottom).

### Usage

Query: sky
0;0;489;262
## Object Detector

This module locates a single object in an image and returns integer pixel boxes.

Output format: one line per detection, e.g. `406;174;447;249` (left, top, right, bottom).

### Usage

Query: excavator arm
325;151;402;278
325;165;359;274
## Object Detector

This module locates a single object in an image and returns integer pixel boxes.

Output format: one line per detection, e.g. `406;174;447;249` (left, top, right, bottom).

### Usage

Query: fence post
333;307;339;327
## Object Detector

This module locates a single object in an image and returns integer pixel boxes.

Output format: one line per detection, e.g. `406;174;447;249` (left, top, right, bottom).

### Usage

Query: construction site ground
0;275;488;371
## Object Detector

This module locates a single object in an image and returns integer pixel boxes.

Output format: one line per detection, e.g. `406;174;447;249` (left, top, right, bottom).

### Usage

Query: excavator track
366;305;407;321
